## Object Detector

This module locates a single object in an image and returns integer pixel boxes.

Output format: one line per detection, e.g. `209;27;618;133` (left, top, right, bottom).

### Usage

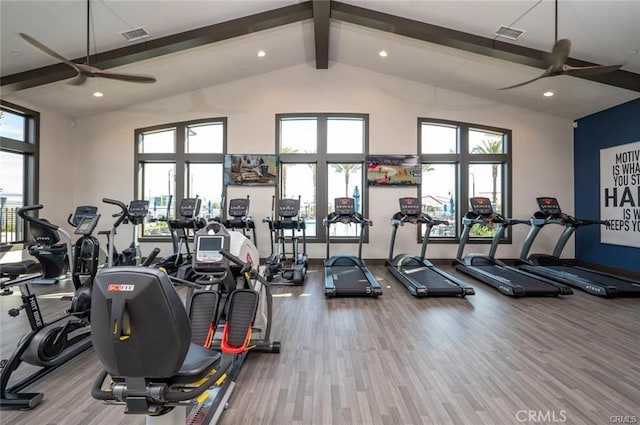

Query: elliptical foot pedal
189;291;220;347
221;289;258;353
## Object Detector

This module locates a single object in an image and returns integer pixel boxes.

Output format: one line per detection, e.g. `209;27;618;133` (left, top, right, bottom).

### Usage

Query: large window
0;101;39;246
419;118;511;240
134;118;226;238
277;114;368;240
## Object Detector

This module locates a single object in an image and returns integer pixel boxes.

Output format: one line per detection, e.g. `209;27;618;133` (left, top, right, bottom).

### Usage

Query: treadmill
517;197;640;297
387;197;475;297
324;197;382;297
454;197;573;297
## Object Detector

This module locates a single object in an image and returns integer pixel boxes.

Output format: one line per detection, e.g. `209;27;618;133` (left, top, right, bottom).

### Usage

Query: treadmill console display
195;236;224;263
71;205;98;227
228;198;248;218
179;198;201;218
334;197;355;216
128;200;149;218
470;197;494;216
278;198;300;218
536;197;562;216
74;214;100;236
399;197;421;216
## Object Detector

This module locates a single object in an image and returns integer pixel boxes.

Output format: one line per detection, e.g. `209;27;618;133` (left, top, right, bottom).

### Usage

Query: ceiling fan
498;0;622;90
19;0;156;86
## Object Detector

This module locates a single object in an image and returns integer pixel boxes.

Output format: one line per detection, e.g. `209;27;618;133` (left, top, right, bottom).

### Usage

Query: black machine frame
387;197;474;297
263;195;308;285
324;197;381;297
517;197;640;297
454;197;573;297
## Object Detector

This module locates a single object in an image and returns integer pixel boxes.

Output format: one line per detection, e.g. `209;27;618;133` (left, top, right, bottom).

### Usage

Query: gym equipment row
454;196;640;297
90;216;280;425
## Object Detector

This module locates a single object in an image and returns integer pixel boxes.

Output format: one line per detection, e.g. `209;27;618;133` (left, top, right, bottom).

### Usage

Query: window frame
134;117;227;241
418;117;512;244
276;113;369;243
0;100;39;248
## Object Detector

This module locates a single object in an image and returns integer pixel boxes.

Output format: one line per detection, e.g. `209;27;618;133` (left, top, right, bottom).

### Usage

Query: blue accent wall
574;98;640;272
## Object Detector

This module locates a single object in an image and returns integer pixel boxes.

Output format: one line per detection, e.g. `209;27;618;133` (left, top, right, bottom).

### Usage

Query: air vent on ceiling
120;27;151;42
494;25;526;40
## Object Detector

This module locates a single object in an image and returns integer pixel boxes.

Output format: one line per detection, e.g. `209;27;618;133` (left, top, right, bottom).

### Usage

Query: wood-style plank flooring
1;265;639;425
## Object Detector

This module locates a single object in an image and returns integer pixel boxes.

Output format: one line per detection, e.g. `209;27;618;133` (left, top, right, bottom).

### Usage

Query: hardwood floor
1;265;639;425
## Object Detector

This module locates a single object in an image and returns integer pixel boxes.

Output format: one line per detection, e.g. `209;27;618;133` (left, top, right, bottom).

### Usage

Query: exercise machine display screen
228;198;249;218
399;197;421;216
179;198;201;218
470;197;493;216
129;200;149;218
71;205;98;226
278;199;300;218
536;197;562;215
74;214;100;236
196;236;224;262
334;198;355;216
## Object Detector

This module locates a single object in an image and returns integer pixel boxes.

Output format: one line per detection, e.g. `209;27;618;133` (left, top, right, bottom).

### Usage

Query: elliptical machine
100;198;149;267
215;195;258;246
0;204;100;409
262;195;308;285
157;197;206;277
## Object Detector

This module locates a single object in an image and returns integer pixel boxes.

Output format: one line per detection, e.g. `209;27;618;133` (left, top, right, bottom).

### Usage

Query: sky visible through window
0;112;26;207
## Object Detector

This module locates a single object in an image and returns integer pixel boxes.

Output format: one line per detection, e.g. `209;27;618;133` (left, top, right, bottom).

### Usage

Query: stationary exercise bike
0;204;100;410
262;195;308;285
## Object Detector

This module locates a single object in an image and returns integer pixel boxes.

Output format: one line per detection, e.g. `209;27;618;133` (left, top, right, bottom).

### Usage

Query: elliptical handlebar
17;204;59;231
102;198;129;229
218;248;271;288
325;211;372;226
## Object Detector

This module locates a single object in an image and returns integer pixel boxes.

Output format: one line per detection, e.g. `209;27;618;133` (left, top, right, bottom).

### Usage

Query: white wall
37;62;574;260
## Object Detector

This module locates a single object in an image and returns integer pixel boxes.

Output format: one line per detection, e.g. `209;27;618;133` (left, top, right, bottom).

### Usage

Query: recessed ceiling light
93;91;104;98
543;91;554;97
257;50;266;58
379;50;388;58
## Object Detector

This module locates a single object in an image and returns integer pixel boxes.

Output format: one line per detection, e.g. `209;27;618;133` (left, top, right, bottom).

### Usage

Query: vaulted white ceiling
2;1;639;119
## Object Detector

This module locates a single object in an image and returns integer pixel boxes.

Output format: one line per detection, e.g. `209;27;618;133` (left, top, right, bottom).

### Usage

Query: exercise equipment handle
142;248;161;267
102;198;129;227
218;248;270;287
17;205;59;231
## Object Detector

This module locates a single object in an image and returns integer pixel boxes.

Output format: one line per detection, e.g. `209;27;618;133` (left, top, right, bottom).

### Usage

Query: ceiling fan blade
20;33;81;72
91;70;157;84
549;38;571;71
498;68;552;90
67;74;89;86
563;64;623;77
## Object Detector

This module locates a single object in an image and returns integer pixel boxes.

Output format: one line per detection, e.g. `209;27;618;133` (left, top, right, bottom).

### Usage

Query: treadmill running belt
401;267;462;290
477;265;560;295
329;266;372;295
547;266;640;295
